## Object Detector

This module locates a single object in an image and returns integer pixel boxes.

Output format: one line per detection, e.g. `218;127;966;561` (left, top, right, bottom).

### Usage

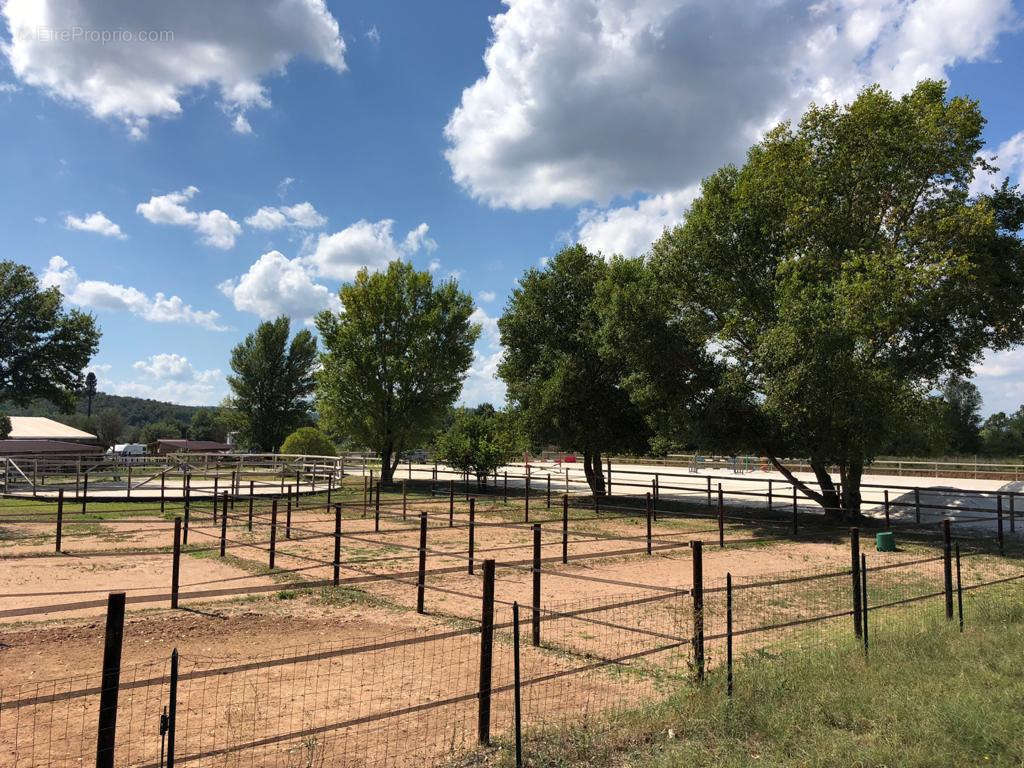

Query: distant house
155;439;233;455
7;416;97;443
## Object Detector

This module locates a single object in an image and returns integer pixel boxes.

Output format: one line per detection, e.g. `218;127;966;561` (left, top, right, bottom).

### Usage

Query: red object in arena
563;455;577;463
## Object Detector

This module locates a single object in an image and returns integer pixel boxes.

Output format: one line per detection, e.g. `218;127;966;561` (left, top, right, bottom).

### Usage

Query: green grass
479;586;1024;767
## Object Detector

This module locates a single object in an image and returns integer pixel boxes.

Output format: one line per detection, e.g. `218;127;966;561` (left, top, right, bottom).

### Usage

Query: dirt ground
0;490;1013;768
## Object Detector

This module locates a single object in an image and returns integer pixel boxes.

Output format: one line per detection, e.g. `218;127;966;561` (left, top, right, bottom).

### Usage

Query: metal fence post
403;480;407;521
478;559;495;746
706;476;712;507
513;601;523;768
546;473;551;509
851;527;862;638
997;493;1005;555
955;541;964;631
82;471;88;514
861;553;869;657
524;476;530;522
914;487;921;524
646;492;652;555
220;492;228;556
374;481;381;533
160;472;166;516
692;541;704;683
726;572;733;697
56;488;64;553
504;471;508;504
718;484;724;547
417;511;428;614
449;480;455;526
562;494;569;564
334;504;342;587
166;648;178;768
269;501;278;569
286;491;292;540
943;519;954;620
532;523;541;647
95;592;126;768
247;482;254;532
468;498;476;575
884;489;890;528
171;517;181;609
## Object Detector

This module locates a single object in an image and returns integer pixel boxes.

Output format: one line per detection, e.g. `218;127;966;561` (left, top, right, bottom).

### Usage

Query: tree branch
765;450;825;505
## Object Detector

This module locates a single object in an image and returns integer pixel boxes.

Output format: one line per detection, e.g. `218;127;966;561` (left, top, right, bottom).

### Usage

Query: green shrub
280;426;336;456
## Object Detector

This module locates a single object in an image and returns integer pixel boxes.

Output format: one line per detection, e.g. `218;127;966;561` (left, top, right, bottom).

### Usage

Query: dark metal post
646;492;653;555
532;523;541;647
513;601;523;768
82;471;88;514
883;489;890;528
326;473;333;513
219;493;228;557
861;553;869;656
503;472;508;504
547;473;551;509
402;480;407;521
997;493;1005;555
171;517;181;609
478;559;495;746
160;472;165;516
914;487;921;524
285;492;292;540
269;500;278;570
417;511;428;614
449;480;455;526
333;505;342;587
95;592;126;768
955;542;964;632
56;489;64;553
468;498;476;575
247;481;254;532
792;484;798;535
943;519;954;620
166;648;178;768
718;484;725;548
692;541;704;683
524;476;530;522
213;475;219;523
374;481;381;533
851;528;862;638
1011;492;1016;533
706;475;712;507
182;484;190;546
726;572;733;697
562;494;569;564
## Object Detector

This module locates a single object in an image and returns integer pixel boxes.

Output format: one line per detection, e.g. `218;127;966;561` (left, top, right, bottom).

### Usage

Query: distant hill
2;392;214;428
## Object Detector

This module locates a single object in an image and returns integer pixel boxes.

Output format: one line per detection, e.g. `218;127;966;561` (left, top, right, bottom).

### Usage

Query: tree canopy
617;81;1024;517
498;245;651;496
0;260;100;411
316;261;479;484
227;317;317;452
280;426;336;456
434;405;520;488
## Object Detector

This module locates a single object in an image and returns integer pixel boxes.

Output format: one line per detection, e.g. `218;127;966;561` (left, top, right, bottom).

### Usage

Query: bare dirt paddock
0;482;1018;767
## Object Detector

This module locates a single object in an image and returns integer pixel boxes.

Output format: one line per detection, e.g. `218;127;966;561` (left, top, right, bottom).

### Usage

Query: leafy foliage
498;245;650;495
631;81;1024;516
0;260;100;411
434;405;519;487
316;261;479;484
94;408;124;447
0;413;10;439
280;426;336;456
139;419;186;445
227;317;317;451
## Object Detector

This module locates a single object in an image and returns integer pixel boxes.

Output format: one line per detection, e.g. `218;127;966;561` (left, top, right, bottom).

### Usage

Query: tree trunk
380;445;396;485
809;460;843;520
840;459;863;519
476;471;488;490
582;450;605;498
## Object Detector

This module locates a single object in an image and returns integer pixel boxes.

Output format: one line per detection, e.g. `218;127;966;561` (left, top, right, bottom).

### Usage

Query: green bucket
876;531;895;552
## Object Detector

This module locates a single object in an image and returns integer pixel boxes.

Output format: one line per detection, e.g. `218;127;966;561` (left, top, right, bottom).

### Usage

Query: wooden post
562;494;569;564
692;541;704;683
943;519;953;620
532;524;541;647
468;498;476;575
850;527;862;638
55;489;64;553
171;518;181;608
333;505;342;587
417;511;428;614
95;592;126;768
478;559;495;746
219;492;228;556
269;501;278;570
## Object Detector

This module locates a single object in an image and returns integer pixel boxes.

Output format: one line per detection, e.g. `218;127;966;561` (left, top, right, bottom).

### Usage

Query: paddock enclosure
2;453;1022;767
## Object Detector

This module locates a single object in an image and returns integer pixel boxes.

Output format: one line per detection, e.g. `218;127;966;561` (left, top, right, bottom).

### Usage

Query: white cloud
577;185;699;257
277;176;295;199
1;0;346;138
219;250;336;320
41;255;226;330
232;113;253;135
136;186;241;249
478;290;496;303
304;219;435;280
64;211;127;240
974;347;1024;415
428;258;441;273
245;202;327;231
34;215;47;224
446;0;1017;215
0;81;19;93
970;131;1024;198
105;354;224;405
366;26;381;45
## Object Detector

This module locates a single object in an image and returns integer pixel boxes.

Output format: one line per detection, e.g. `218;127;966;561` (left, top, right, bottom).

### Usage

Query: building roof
8;416;97;441
0;439;105;456
156;439;232;452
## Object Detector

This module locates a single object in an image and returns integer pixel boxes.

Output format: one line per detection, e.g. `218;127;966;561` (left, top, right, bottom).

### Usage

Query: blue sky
1;0;1023;415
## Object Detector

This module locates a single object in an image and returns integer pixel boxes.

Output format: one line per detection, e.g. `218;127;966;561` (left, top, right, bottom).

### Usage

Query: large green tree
632;81;1024;518
227;317;317;451
0;261;100;411
316;261;479;484
499;245;651;496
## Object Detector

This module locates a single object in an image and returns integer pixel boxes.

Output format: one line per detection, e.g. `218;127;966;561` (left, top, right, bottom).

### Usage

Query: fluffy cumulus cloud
42;255;226;330
305;219;435;280
970;131;1024;198
1;0;346;138
577;185;699;257
219;250;337;320
974;348;1024;415
245;202;327;231
102;353;224;405
446;0;1018;255
64;211;126;239
459;307;506;406
137;186;241;249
